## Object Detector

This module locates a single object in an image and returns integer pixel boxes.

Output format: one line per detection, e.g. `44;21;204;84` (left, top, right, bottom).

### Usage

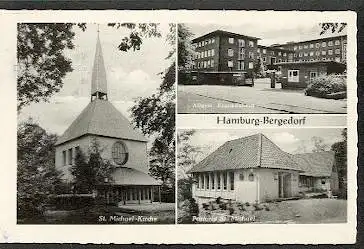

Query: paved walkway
178;80;347;114
117;202;175;212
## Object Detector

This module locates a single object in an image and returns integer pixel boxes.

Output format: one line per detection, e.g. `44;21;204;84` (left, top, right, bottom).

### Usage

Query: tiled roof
188;133;303;173
292;151;335;177
110;167;160;185
55;99;147;145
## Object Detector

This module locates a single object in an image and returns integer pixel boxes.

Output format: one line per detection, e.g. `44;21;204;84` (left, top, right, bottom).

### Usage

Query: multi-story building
256;45;295;70
188;30;346;85
191;30;260;73
271;35;347;64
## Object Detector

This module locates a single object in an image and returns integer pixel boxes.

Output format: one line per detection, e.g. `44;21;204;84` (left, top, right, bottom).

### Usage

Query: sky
186;22;347;46
18;23;173;136
180;128;345;164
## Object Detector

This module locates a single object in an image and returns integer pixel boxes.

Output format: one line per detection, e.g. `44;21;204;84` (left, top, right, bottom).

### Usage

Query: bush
304;75;346;98
216;196;222;204
178;198;199;223
219;203;227;210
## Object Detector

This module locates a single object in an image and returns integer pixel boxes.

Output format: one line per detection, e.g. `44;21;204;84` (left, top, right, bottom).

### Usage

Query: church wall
91;135;149;174
55;136;91;182
55;135;149;183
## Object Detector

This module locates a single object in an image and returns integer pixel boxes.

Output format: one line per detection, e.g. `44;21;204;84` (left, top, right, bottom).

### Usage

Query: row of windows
196;171;256;191
195;38;216;48
294;40;341;50
196;172;235;191
100;188;152;201
294;57;342;63
297;49;341;57
195;49;215;59
62;146;80;166
195;59;215;69
229;60;254;69
227;48;254;59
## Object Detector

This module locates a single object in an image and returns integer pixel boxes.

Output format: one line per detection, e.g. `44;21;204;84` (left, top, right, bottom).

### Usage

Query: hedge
304;75;346;99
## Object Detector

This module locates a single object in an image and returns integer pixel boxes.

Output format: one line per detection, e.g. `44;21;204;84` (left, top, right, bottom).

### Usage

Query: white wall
258;168;279;202
55;135;149;182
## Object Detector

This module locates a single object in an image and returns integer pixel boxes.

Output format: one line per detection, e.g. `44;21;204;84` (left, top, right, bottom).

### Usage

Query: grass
18;203;175;224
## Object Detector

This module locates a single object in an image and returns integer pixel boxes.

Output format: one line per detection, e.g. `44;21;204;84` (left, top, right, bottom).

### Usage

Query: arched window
248;173;255;181
112;141;128;165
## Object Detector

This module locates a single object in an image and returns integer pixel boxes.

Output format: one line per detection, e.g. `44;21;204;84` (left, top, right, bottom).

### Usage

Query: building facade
188;134;339;205
55;33;160;205
188;134;303;205
272;35;347;64
191;30;260;74
190;30;347;77
256;45;295;71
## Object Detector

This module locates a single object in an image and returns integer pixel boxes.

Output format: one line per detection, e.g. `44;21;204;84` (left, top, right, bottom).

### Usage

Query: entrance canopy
109;167;161;186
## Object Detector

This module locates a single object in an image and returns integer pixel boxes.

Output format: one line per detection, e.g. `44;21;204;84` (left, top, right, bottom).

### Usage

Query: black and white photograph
178;22;347;114
177;128;347;224
17;23;176;224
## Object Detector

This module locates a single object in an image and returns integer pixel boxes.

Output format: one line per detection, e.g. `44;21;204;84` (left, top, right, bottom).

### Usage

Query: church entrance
97;185;161;205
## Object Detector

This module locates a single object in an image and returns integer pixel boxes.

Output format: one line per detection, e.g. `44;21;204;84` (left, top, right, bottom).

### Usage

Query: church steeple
91;29;108;101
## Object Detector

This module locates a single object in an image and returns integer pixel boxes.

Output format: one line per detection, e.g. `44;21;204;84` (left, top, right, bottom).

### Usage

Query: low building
275;60;346;89
55;33;160;205
293;151;339;194
187;134;303;205
187;133;340;205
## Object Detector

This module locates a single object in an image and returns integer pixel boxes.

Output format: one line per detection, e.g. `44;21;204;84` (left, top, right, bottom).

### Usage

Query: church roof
56;99;147;145
188;133;303;173
56;32;147;145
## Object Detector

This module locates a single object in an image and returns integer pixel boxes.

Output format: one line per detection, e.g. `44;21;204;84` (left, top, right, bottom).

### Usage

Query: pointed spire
91;29;108;101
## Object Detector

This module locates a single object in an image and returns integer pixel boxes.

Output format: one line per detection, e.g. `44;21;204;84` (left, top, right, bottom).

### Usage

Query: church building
55;32;160;205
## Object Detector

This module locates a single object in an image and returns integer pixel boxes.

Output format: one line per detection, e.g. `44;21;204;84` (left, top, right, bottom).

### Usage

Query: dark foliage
70;138;114;194
17;119;62;219
304;75;346;98
331;129;347;199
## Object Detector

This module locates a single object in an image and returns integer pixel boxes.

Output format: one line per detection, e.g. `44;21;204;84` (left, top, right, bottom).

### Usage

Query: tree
17;23;87;111
320;23;347;35
311;136;329;152
331;128;347;198
177;130;200;223
130;25;176;201
17;118;62;219
17;23;162;111
177;24;195;70
71;138;114;194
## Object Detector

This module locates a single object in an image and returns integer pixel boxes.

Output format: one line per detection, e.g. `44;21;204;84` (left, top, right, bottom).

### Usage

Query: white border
0;10;357;244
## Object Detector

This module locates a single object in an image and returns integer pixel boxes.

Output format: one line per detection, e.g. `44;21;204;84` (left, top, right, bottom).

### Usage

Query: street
177;78;347;114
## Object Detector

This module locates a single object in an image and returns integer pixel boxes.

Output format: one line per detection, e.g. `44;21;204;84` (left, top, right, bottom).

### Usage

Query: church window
62;150;66;166
112;141;128;165
68;148;73;165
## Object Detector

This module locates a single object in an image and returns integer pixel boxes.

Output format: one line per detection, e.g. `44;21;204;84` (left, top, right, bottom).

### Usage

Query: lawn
255;198;347;223
194;198;347;224
18;203;175;224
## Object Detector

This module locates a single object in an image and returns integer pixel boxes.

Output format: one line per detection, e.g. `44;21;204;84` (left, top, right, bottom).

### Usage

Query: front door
288;70;299;83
